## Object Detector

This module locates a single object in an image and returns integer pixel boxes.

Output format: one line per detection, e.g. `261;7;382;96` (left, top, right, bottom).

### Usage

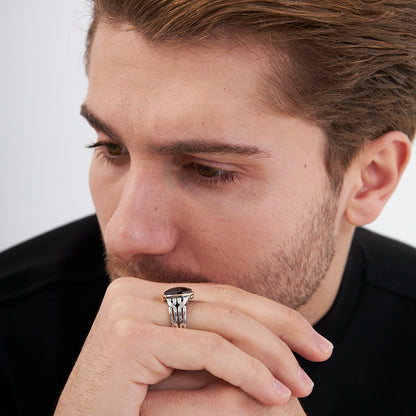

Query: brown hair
86;0;416;188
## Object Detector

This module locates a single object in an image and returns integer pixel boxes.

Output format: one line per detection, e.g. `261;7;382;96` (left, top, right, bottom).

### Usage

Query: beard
104;191;339;310
238;193;338;308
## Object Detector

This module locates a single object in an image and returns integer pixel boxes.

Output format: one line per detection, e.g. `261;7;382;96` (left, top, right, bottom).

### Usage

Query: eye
103;142;124;157
193;163;224;178
86;140;128;162
184;162;237;186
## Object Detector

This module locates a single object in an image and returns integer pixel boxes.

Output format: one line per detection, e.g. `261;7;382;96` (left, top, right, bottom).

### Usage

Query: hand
144;381;307;415
54;278;332;415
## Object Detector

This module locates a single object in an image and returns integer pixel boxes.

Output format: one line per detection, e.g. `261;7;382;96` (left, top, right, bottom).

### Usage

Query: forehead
87;22;275;114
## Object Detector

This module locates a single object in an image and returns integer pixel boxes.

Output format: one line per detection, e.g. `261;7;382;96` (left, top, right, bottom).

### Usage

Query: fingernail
273;378;291;399
299;367;314;391
314;331;334;354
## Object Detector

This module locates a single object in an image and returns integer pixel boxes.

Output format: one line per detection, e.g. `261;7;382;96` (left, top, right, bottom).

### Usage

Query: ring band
163;287;194;328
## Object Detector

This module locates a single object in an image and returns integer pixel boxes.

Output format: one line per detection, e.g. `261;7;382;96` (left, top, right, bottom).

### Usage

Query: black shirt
0;216;415;415
300;227;416;415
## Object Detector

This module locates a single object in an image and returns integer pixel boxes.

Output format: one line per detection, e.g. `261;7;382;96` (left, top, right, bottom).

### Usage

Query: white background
1;1;415;252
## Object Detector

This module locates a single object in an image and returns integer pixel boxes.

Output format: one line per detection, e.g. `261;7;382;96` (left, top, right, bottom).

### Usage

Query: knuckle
110;319;162;354
111;317;140;342
215;283;245;301
104;277;128;300
111;318;155;344
246;356;265;381
107;295;130;320
286;307;309;330
105;277;140;300
199;331;226;354
135;356;172;385
286;307;302;322
106;295;150;323
209;303;247;336
208;302;237;320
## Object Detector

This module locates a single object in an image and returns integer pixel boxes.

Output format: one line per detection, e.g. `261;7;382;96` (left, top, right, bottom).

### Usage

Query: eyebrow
146;141;269;158
80;104;270;158
80;104;122;142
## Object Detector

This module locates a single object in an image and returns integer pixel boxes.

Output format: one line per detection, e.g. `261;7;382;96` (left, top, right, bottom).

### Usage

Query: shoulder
0;215;107;304
355;227;416;300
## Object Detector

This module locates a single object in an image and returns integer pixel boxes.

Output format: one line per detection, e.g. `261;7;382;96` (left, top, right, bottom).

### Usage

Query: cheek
184;199;286;272
188;178;327;271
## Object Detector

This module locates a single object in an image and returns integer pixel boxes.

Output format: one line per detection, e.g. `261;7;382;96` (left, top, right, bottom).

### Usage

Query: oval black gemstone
164;287;193;297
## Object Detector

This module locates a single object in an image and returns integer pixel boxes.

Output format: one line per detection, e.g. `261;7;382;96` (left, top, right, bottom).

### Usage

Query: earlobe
345;131;411;227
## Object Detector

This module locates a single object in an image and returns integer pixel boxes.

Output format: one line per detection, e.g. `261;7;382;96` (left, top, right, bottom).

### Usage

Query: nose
103;164;178;261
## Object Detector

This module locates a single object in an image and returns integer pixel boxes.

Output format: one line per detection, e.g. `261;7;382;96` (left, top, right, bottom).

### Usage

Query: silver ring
163;287;194;328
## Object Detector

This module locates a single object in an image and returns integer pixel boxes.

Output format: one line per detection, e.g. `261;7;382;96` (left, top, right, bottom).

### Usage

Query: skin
85;23;351;320
54;21;411;415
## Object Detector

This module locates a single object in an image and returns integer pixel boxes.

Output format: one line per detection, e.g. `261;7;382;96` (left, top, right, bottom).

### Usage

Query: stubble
104;192;339;310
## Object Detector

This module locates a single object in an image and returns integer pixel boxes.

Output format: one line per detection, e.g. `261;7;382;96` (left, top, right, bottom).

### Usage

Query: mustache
105;253;210;284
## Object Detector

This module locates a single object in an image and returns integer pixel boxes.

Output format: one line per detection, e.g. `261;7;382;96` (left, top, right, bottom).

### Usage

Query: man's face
85;23;344;310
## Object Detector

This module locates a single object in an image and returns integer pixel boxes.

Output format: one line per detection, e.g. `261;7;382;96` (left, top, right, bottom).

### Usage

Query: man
1;0;415;414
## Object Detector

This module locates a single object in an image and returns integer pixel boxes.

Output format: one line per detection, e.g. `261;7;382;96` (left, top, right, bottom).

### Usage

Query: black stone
164;287;193;297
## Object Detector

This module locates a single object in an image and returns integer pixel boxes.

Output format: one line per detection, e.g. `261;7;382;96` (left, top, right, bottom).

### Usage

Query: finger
142;384;259;416
107;278;333;361
187;301;314;397
104;294;313;397
142;382;306;416
194;284;333;361
124;322;291;406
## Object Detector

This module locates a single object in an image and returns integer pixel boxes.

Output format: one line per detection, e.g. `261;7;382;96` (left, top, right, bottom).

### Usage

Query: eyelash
183;162;237;186
86;141;128;164
86;141;238;187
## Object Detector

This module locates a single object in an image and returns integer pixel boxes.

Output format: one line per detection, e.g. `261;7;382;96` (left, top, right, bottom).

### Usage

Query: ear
345;131;411;226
